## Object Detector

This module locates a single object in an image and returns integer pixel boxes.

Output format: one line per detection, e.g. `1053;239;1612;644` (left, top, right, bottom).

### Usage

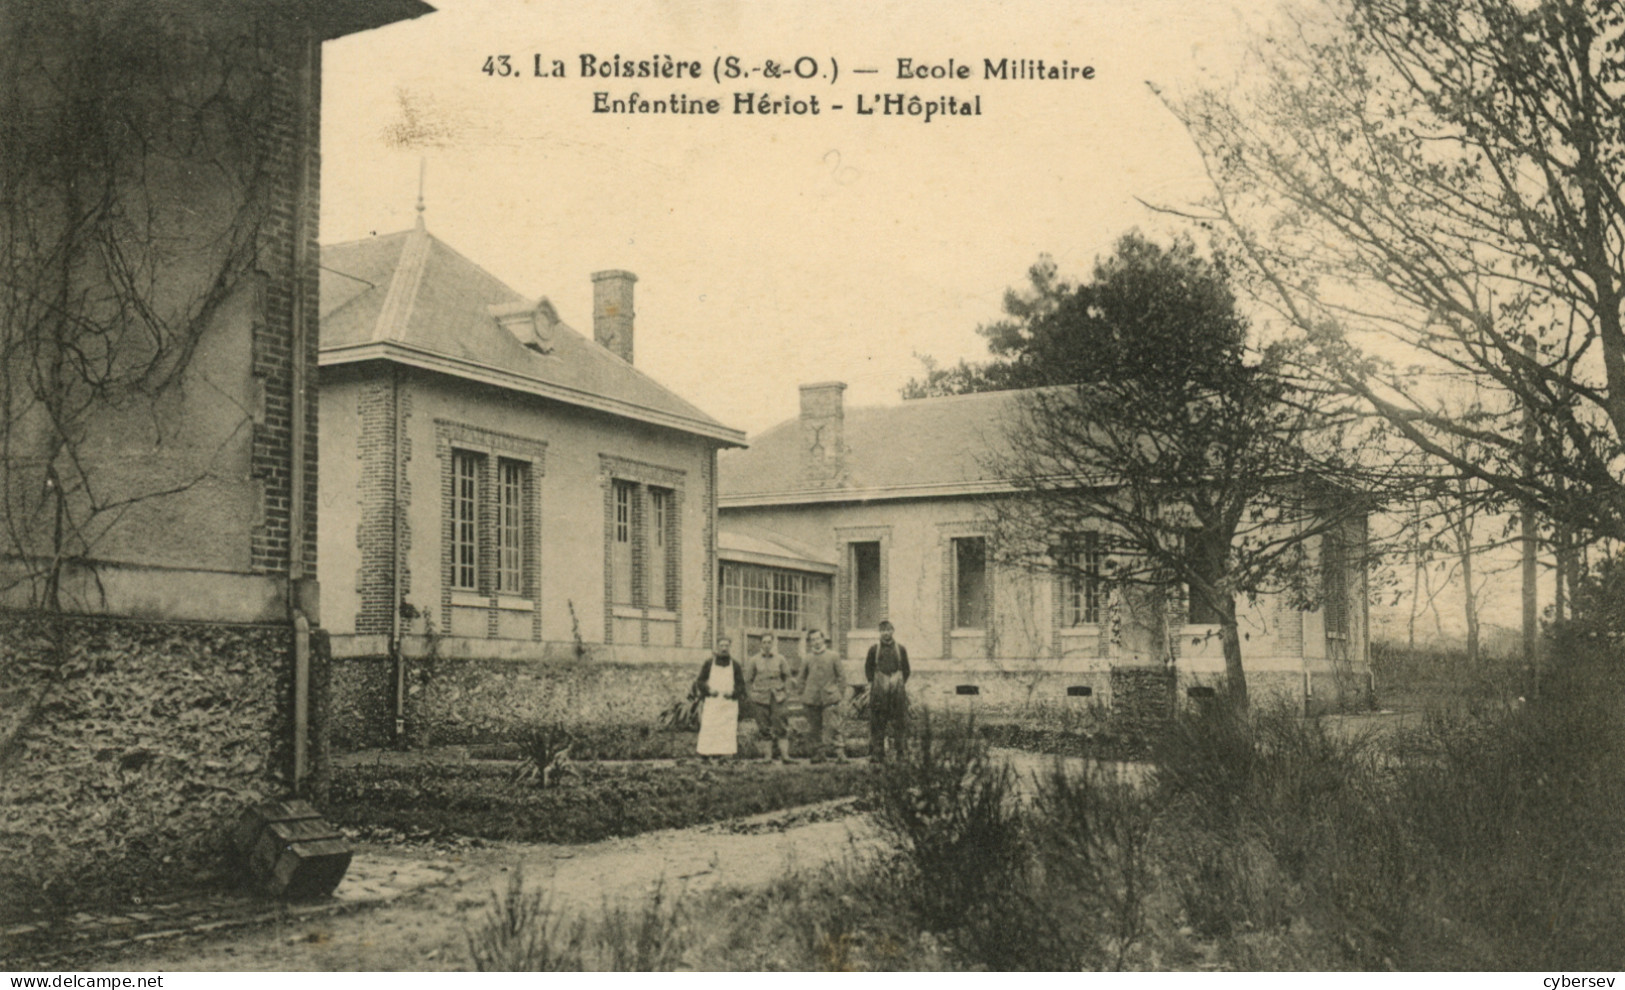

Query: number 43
482;55;513;77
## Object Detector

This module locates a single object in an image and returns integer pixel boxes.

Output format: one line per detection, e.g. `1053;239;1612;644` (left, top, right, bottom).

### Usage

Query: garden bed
328;758;873;846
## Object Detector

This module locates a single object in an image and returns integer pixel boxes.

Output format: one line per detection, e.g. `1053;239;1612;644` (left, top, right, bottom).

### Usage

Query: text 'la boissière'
478;54;1096;123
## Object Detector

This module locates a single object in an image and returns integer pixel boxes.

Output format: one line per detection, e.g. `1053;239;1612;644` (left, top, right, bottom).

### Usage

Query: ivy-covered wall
1108;665;1177;743
0;614;294;909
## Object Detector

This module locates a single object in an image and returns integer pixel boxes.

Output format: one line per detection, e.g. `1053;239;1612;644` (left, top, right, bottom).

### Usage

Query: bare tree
1158;0;1625;549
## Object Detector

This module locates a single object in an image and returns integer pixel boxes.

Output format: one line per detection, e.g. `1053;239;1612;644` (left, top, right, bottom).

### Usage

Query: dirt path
80;800;879;972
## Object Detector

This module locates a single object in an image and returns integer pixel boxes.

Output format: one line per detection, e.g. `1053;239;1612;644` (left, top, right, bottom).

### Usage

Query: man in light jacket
798;629;847;762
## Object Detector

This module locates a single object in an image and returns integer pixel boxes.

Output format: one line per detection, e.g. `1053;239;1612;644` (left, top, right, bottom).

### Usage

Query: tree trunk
1521;335;1540;695
1408;498;1423;655
1220;597;1248;710
1460;535;1480;667
1450;485;1480;667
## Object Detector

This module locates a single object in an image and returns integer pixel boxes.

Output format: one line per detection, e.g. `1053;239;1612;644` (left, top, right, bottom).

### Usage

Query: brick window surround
599;454;685;644
436;420;547;639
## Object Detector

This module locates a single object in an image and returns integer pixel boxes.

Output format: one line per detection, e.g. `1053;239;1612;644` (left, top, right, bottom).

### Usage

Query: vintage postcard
2;0;1615;978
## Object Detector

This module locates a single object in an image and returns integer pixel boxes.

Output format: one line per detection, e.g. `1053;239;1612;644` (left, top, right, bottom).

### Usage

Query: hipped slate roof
319;223;745;446
718;389;1028;505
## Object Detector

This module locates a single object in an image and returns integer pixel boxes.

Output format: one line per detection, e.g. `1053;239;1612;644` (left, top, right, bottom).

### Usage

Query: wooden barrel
233;799;352;899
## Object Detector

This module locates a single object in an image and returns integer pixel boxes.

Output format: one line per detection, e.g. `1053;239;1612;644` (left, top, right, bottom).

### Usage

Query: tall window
1186;529;1226;625
649;487;672;609
851;541;882;629
1063;532;1103;625
608;479;679;608
952;536;988;629
496;458;525;593
1323;530;1349;638
451;450;482;591
450;450;531;595
612;480;635;604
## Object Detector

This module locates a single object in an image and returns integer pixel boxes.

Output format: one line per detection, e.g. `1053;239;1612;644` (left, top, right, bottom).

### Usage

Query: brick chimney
592;270;636;363
799;381;848;488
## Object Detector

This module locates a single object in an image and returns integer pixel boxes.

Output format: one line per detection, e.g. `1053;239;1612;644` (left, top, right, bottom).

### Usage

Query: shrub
1149;692;1258;827
1383;647;1625;969
1028;758;1157;969
1150;696;1414;967
593;879;688;971
467;867;586;971
868;712;1027;960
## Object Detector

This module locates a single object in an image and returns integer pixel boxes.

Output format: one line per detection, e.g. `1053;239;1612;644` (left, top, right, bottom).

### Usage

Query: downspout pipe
392;366;407;745
289;26;317;796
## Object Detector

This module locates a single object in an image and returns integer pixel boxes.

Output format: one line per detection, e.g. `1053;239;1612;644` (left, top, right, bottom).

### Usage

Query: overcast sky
321;0;1259;436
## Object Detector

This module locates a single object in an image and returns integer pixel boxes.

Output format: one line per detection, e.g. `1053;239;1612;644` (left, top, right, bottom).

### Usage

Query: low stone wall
0;613;296;907
328;639;1368;751
1178;664;1370;714
330;654;394;752
331;648;699;748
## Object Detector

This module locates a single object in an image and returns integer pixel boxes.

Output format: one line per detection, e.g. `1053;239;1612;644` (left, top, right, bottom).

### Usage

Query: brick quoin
251;49;321;579
703;450;716;646
633;486;647;645
670;485;684;644
353;376;404;635
602;474;616;644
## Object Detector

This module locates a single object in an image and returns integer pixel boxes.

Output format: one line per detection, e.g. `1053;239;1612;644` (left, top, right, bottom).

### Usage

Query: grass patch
448;646;1625;971
656;649;1625;971
468;867;689;971
465;851;956;971
328;759;871;845
1370;640;1526;713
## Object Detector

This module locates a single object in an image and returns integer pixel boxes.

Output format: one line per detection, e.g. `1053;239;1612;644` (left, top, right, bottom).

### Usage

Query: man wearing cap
864;619;910;762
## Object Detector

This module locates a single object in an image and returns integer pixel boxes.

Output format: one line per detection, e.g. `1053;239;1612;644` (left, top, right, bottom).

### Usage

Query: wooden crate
234;799;352;899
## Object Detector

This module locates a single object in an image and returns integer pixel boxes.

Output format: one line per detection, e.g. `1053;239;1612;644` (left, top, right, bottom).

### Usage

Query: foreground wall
0;614;299;904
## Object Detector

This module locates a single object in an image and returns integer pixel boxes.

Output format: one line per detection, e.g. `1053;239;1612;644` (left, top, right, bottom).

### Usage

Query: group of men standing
693;620;911;762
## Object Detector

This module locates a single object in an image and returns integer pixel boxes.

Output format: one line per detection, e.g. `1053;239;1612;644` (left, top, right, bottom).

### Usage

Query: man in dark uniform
864;619;910;762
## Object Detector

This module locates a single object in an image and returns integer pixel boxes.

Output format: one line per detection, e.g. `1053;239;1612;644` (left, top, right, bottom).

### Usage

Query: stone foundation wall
331;650;698;747
1177;665;1370;714
905;662;1110;718
0;613;296;906
330;655;395;751
329;642;1368;751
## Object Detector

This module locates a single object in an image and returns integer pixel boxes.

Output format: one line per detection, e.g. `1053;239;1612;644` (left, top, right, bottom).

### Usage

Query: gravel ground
66;798;879;972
